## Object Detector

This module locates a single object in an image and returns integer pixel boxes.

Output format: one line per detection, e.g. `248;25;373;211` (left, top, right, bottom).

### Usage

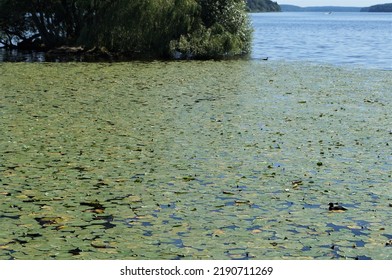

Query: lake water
2;62;391;260
1;14;392;260
251;12;392;70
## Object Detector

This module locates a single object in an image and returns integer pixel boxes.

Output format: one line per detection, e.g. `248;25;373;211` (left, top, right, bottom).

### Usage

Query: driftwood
45;46;113;62
47;46;84;55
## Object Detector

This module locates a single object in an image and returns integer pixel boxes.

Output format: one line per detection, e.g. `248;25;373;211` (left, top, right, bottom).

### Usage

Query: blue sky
278;1;386;7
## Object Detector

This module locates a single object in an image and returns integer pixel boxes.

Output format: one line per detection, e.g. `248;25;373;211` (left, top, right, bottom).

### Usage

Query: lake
251;12;392;70
1;12;392;260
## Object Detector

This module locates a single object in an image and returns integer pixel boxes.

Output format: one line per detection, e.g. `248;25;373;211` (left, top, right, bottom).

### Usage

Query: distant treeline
280;3;392;13
246;0;281;12
361;3;392;12
280;5;362;12
0;0;252;59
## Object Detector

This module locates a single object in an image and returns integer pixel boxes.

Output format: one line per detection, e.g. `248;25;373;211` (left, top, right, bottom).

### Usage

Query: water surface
1;61;391;259
251;12;392;69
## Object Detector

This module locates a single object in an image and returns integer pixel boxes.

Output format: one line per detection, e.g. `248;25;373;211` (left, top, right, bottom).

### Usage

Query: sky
278;1;386;7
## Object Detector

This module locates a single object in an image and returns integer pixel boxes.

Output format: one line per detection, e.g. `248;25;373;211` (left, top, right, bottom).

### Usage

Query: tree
171;0;253;58
246;0;281;12
84;0;200;58
0;0;253;59
363;3;392;12
0;0;87;49
0;0;34;49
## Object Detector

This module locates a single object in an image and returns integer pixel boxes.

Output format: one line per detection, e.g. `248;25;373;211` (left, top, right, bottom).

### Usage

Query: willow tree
82;0;199;58
0;0;252;59
170;0;253;58
0;0;36;49
0;0;87;49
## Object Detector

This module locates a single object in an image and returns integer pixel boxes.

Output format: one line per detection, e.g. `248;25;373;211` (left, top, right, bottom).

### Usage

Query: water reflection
0;49;46;62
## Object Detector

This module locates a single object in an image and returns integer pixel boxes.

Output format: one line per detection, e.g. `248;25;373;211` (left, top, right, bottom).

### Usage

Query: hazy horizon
278;1;387;7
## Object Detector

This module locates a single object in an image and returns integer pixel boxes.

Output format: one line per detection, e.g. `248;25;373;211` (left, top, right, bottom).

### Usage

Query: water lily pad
1;61;391;259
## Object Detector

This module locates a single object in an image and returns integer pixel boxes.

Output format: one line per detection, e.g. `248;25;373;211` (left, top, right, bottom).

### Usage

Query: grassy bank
1;61;391;259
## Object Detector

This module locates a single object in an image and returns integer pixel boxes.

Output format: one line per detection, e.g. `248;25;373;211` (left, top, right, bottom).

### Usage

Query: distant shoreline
280;4;392;13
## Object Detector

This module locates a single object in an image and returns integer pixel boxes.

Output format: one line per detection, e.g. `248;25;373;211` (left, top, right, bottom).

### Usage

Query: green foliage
0;0;253;59
0;0;87;49
0;0;34;48
246;0;281;12
89;0;200;58
171;0;253;58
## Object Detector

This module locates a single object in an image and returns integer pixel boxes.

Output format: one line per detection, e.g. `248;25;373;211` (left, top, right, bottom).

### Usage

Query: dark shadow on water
0;214;20;220
355;255;372;260
326;222;369;237
383;233;392;239
0;49;46;62
0;48;251;63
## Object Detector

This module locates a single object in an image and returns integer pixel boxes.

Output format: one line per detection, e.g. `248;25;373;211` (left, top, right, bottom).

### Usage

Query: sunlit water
251;12;392;69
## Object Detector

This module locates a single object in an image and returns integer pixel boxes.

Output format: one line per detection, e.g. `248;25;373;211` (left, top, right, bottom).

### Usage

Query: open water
251;12;392;69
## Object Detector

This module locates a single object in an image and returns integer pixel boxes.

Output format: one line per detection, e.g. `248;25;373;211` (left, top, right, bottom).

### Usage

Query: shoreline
1;48;391;71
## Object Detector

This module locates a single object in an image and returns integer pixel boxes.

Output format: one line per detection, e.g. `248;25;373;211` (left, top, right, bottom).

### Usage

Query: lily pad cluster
1;61;391;259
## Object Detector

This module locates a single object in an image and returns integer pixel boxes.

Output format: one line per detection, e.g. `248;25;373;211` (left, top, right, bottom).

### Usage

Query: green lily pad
1;61;391;259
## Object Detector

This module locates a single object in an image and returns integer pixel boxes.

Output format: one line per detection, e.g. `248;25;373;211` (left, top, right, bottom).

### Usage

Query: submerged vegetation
0;0;252;59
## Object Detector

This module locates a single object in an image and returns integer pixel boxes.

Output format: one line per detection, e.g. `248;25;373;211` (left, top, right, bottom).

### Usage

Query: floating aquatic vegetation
1;61;391;259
